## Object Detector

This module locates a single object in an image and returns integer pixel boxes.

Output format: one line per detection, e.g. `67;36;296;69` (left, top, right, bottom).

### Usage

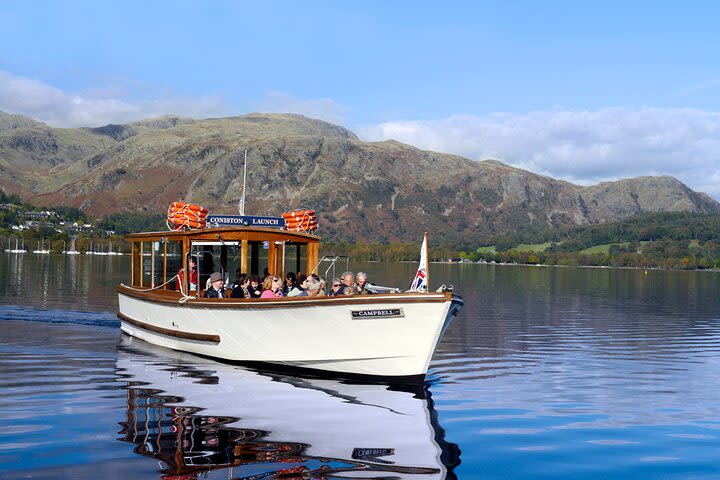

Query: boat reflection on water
116;336;460;479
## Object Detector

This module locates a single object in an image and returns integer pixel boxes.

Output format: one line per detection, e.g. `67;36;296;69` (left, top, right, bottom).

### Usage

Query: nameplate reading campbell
351;308;405;319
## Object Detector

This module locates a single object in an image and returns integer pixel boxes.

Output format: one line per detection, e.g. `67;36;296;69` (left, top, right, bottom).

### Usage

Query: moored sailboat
32;239;50;254
63;238;81;255
7;238;27;253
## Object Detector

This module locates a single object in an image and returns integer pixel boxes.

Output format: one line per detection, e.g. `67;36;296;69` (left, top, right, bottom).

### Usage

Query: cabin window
189;241;242;288
284;243;308;276
151;241;164;288
141;241;152;287
166;240;183;290
224;243;243;283
248;241;269;277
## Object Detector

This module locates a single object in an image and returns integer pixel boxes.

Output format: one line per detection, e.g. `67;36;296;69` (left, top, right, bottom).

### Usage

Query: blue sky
2;1;720;197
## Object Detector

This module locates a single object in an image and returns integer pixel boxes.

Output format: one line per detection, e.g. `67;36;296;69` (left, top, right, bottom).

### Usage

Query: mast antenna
238;149;247;216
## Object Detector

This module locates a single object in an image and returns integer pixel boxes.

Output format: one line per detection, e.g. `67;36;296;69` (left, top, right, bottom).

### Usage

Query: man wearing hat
203;272;227;298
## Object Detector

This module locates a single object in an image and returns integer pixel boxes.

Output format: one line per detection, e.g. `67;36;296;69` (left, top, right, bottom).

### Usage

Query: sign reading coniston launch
206;215;285;228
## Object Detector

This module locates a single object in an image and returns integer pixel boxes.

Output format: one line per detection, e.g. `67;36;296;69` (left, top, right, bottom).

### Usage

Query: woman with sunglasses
260;276;283;298
328;278;343;296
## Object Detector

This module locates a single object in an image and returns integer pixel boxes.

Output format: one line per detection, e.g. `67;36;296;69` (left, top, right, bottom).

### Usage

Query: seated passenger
317;277;327;296
228;269;242;289
260;276;283;298
283;272;297;296
248;275;262;298
356;272;372;295
231;273;249;298
306;277;322;296
204;272;227;298
339;271;357;295
328;278;343;296
287;274;308;297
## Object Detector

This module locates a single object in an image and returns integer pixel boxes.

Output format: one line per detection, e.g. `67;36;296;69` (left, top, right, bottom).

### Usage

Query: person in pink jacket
260;276;283;298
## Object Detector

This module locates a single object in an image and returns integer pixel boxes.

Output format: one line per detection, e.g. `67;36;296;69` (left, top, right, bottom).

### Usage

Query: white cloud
0;70;229;127
0;70;350;131
358;108;720;199
252;91;349;126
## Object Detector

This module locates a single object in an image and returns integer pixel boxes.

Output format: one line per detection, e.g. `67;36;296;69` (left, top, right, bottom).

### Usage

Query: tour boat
117;340;457;479
117;211;463;382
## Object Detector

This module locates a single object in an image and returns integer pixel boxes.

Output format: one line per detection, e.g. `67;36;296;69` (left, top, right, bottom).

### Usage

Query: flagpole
424;231;429;292
409;231;429;292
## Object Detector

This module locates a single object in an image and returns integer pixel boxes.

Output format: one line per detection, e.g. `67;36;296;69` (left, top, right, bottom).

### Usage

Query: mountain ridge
0;111;717;243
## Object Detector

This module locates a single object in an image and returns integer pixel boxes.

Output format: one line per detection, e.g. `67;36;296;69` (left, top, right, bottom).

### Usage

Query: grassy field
579;242;629;254
515;242;552;252
579;241;656;254
483;239;699;256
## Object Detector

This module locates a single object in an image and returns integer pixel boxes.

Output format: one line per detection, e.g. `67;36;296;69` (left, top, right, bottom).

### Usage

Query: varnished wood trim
117;312;221;343
124;226;319;242
117;284;453;309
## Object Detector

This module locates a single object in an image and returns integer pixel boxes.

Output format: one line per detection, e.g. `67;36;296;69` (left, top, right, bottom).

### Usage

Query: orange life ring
283;214;317;221
170;202;209;214
282;209;315;217
282;210;315;220
168;211;208;221
168;217;206;229
168;216;206;226
286;225;317;231
169;207;208;217
284;218;318;225
285;218;316;224
288;220;318;228
169;205;208;214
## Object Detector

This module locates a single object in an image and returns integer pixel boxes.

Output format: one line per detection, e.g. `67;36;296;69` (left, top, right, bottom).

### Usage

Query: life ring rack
167;201;209;231
282;209;318;232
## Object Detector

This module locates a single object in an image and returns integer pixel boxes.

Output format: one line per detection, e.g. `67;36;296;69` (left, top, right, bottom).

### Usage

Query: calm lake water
2;254;720;479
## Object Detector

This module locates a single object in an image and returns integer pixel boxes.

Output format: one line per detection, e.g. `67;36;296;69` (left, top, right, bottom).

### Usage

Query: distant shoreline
429;260;720;273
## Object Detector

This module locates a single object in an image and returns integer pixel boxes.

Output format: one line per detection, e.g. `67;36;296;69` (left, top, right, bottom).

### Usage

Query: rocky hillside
1;111;718;243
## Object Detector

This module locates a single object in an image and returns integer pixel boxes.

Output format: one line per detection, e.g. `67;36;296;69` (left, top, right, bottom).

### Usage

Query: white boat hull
118;288;462;380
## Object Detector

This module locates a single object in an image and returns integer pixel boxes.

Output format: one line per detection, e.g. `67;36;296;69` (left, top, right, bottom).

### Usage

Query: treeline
488;212;719;250
472;248;720;270
321;242;455;262
95;213;166;234
0;191;164;253
463;212;720;269
1;190;87;225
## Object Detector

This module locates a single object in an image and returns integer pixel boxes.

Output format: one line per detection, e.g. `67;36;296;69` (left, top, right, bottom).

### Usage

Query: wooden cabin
125;227;319;293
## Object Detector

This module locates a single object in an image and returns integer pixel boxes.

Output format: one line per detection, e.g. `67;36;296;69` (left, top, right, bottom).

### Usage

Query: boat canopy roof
124;226;319;244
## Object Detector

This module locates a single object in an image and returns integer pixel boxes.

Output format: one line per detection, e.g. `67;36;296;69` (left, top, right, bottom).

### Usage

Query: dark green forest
462;212;720;269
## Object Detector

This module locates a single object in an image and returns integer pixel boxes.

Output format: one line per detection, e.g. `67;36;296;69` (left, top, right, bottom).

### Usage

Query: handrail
311;255;349;280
